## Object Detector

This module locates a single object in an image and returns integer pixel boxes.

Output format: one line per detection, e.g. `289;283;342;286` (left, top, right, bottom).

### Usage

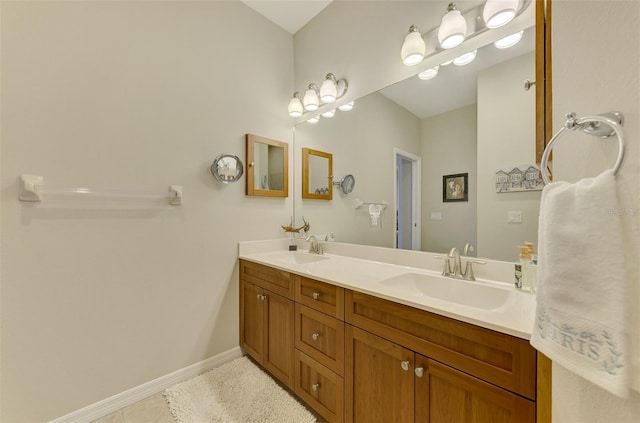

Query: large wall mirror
293;5;544;262
246;134;289;197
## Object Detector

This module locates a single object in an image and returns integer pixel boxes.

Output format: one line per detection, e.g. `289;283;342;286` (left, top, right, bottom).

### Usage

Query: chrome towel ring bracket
540;112;625;185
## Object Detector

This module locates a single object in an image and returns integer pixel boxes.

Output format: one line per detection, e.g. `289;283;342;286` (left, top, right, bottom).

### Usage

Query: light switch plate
507;211;522;223
431;212;443;220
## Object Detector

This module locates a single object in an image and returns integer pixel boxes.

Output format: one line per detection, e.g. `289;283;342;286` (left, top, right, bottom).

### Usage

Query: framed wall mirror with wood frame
245;134;289;198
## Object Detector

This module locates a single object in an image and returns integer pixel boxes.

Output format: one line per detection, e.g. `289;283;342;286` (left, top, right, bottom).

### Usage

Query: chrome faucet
438;244;486;281
306;235;324;255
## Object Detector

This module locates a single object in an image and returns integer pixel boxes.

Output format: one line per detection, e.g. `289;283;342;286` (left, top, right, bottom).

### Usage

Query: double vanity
238;239;538;423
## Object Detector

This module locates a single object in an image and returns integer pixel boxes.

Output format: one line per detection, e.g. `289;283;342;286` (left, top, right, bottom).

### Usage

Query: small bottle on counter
522;242;537;293
515;246;531;290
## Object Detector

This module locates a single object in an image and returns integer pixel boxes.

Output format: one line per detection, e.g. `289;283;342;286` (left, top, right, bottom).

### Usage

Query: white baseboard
49;346;243;423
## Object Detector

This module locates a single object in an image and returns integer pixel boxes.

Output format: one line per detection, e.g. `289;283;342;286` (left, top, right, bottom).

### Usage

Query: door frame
393;148;421;250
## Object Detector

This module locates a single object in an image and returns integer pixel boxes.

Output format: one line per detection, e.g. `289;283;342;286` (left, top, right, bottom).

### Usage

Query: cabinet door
345;325;414;423
415;355;535;423
240;280;264;362
263;290;295;390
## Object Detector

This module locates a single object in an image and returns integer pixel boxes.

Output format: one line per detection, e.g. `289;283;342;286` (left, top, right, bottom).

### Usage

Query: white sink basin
378;273;511;310
263;251;329;266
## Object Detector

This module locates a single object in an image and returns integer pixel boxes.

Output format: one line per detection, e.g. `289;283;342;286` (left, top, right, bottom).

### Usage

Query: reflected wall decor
443;173;468;202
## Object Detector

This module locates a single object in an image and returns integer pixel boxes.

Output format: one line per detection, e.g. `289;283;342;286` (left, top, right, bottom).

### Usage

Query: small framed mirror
334;174;355;194
245;134;289;197
211;154;244;184
302;148;333;200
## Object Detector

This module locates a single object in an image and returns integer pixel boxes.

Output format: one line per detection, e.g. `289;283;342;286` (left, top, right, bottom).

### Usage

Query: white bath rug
164;356;316;423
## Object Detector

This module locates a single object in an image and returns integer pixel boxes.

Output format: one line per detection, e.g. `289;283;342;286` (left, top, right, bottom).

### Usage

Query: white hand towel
530;169;630;398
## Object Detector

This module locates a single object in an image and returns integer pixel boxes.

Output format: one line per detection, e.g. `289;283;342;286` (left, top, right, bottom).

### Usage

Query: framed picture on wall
443;173;468;202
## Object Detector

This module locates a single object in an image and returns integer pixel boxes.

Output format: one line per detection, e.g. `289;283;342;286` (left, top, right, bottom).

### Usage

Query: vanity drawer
345;290;536;400
295;275;344;319
295;350;344;423
240;259;294;299
295;304;345;376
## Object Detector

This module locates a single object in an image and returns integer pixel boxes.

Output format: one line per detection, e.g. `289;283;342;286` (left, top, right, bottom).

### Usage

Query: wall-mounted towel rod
540;112;625;185
19;174;183;205
355;199;388;210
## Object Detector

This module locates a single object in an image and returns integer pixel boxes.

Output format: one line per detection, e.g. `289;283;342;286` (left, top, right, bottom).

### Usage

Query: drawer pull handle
400;360;410;371
311;383;320;392
414;367;424;378
312;292;320;300
311;333;320;341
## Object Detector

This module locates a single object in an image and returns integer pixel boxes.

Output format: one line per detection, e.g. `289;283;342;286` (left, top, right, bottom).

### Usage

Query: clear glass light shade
321;109;336;118
401;29;426;66
494;31;523;49
338;101;354;112
453;49;477;66
288;96;303;117
483;0;518;28
418;66;439;80
303;88;319;111
307;116;320;124
437;8;467;49
320;78;338;103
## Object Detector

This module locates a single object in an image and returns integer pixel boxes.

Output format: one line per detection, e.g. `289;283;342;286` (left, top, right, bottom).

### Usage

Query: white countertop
238;239;536;340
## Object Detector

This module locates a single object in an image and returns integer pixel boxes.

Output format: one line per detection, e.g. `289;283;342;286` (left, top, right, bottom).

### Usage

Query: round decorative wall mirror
334;174;355;194
211;154;244;184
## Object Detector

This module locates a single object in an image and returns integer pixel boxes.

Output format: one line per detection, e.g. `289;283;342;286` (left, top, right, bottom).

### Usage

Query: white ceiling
241;0;333;34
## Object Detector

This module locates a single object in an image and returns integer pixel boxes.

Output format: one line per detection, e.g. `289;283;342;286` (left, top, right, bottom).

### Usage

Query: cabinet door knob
311;333;320;341
312;292;320;300
311;383;320;392
400;360;410;371
256;294;266;301
414;367;425;378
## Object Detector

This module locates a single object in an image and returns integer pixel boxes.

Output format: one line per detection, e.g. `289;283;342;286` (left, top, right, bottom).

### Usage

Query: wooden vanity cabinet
239;260;295;389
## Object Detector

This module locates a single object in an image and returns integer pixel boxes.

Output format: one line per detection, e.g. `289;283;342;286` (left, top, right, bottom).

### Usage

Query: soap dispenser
515;246;531;289
523;242;538;293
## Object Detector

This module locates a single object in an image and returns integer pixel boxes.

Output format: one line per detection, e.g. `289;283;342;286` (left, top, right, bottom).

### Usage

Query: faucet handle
462;259;486;281
434;255;453;276
463;243;474;256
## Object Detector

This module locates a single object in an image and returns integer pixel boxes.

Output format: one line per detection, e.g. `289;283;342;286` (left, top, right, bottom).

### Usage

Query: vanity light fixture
453;49;477;66
418;66;439;80
338;101;354;112
483;0;519;29
307;116;320;124
494;30;524;49
319;74;338;103
437;3;467;49
321;108;336;118
401;25;426;66
303;83;320;111
287;92;304;117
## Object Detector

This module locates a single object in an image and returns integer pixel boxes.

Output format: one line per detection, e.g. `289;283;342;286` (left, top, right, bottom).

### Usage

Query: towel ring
540;112;625;185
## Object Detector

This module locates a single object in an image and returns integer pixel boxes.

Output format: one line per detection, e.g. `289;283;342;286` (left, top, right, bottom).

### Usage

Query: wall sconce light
303;84;320;111
401;25;426;66
437;3;467;49
418;66;439;80
338;101;354;112
288;92;304;117
494;30;524;49
453;49;477;66
483;0;519;29
290;73;351;121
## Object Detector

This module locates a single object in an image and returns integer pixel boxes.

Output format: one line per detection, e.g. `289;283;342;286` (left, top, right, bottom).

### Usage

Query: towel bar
540;112;625;185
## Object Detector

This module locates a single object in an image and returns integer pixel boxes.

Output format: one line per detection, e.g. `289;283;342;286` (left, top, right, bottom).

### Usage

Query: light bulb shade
438;5;467;49
307;116;320;124
453;49;477;66
321;109;336;118
401;26;426;66
494;30;523;49
483;0;518;28
320;76;338;103
338;101;354;112
288;95;303;117
418;66;439;80
303;86;319;111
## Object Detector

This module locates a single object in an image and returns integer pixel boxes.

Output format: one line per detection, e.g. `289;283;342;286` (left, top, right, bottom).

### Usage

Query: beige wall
552;1;640;421
477;52;539;261
420;104;478;255
0;2;292;421
294;92;420;247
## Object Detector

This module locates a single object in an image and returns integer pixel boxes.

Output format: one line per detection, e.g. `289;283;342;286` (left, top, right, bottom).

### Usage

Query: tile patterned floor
90;393;174;423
